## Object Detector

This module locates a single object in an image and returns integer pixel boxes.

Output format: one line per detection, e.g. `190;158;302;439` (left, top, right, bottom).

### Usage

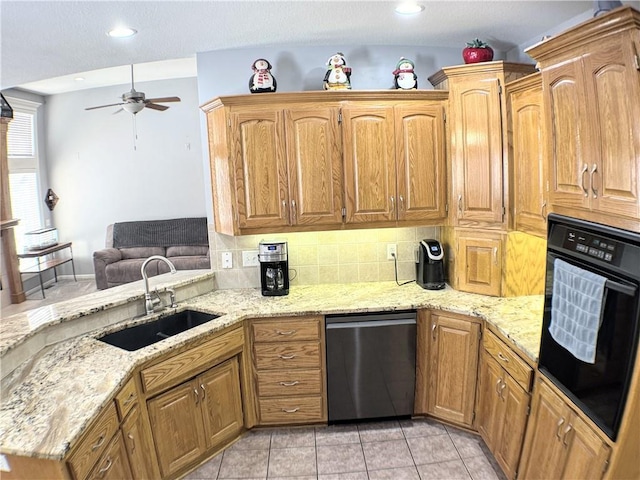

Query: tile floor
184;418;507;480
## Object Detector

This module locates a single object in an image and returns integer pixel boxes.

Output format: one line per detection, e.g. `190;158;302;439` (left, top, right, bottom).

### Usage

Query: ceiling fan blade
145;103;169;111
145;96;181;103
85;102;126;111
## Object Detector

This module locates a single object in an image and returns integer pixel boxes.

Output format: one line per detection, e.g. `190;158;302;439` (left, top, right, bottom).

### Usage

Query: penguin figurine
249;58;277;93
393;57;418;90
323;52;352;90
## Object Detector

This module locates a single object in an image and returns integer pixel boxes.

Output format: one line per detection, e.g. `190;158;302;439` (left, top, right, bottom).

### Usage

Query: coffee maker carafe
259;241;289;296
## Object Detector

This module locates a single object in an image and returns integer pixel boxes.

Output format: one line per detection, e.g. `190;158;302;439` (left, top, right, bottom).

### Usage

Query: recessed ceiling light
74;77;85;82
107;27;137;38
395;2;425;15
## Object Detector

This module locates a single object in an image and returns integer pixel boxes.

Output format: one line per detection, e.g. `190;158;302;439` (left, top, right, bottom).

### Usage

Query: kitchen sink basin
98;310;219;351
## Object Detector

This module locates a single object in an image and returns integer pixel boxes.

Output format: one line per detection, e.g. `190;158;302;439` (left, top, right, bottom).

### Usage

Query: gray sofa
93;217;211;290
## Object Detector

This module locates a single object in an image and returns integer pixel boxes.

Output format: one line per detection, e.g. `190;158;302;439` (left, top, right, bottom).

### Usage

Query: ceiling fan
85;65;181;114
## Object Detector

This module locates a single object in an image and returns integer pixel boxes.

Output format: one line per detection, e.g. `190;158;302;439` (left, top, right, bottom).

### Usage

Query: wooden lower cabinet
87;431;132;480
518;378;610;480
147;357;243;478
477;351;530;479
121;405;161;480
427;312;481;427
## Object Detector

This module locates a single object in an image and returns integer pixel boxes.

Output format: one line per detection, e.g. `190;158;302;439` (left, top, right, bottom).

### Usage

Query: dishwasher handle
326;319;416;329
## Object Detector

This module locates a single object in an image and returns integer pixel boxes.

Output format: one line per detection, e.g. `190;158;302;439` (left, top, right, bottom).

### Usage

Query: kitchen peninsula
0;272;544;479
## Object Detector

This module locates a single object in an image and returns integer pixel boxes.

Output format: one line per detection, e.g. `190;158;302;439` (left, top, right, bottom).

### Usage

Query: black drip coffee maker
259;241;289;296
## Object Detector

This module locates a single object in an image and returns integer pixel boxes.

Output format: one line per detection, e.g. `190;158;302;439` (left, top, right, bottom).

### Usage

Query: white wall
44;77;206;274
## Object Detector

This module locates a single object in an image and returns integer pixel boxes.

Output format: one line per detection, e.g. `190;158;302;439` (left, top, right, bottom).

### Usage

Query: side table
18;242;77;298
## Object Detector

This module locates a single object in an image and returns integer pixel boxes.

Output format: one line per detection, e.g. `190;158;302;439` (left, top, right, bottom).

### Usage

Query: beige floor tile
183;453;222;479
407;434;461;466
417;459;472;480
218;448;269;479
362;439;414;470
318;473;368;480
357;420;404;443
462;455;501;480
315;424;360;446
399;418;448;438
270;426;316;448
368;466;421;479
447;429;485;459
228;429;272;451
316;443;366;475
268;447;317;477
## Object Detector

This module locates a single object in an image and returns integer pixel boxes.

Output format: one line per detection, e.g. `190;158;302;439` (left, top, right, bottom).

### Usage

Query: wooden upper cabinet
394;104;447;222
506;73;548;237
285;107;344;227
429;62;536;229
456;230;503;297
230;109;289;230
527;7;640;231
342;104;396;223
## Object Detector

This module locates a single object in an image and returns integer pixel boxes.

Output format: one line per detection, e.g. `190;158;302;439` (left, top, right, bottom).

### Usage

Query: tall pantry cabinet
526;6;640;233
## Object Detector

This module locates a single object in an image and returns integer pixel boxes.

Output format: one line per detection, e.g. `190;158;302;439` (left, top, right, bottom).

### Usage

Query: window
7;97;42;253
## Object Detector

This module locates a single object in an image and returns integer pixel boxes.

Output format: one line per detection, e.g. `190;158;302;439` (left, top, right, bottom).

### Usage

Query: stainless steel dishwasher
325;311;416;422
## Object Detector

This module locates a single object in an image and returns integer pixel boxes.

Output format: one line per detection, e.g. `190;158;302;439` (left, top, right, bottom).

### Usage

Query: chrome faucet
141;255;177;315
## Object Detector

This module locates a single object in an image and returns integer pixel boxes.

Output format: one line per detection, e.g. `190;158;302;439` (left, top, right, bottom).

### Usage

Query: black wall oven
538;214;640;441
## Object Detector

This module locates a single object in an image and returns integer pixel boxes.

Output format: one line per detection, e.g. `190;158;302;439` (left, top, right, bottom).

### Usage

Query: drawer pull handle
277;330;297;336
282;407;300;413
499;382;507;400
123;393;135;405
200;384;206;399
280;381;300;387
278;354;296;360
91;434;106;451
98;458;113;476
562;425;573;447
495;378;502;396
127;433;135;454
194;388;199;405
497;352;509;362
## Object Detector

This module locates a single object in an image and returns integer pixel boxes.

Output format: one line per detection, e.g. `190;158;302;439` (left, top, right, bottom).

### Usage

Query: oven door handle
605;279;637;297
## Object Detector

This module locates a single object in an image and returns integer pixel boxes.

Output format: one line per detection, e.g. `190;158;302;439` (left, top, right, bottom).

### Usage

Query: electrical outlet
387;243;397;260
242;250;260;267
221;251;233;269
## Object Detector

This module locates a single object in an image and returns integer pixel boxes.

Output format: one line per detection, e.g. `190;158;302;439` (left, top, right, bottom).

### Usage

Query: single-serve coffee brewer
416;239;445;290
259;241;289;296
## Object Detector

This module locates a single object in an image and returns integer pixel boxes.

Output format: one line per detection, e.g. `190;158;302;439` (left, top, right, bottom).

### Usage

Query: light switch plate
221;251;233;269
242;250;260;267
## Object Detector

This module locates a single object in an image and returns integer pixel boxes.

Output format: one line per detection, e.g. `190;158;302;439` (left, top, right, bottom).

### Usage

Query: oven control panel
563;229;619;263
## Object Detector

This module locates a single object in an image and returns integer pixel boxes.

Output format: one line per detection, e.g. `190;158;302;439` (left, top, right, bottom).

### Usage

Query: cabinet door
510;81;547;237
495;373;530;480
147;380;206;477
561;413;610;480
457;233;502;297
394;104;447;222
199;357;244;450
428;314;480;427
477;352;505;452
450;77;504;225
121;405;160;480
285;107;344;226
342;105;396;223
230;109;289;229
87;432;132;480
519;380;571;480
544;60;591;212
582;34;640;220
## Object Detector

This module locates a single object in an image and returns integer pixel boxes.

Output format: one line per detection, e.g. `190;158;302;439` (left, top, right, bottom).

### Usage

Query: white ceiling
0;1;625;95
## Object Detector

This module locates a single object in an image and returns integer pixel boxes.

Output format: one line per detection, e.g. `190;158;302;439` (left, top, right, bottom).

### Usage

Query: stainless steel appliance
325;311;416;422
416;239;445;290
258;241;289;296
538;214;640;440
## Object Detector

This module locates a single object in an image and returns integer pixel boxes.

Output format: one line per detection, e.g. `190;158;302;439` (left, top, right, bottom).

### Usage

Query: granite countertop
0;281;543;462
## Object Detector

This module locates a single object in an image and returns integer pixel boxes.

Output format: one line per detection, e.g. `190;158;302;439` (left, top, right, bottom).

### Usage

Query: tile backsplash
209;226;440;289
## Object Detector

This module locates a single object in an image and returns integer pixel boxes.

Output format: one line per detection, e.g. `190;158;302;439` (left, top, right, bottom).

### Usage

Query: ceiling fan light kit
85;65;180;115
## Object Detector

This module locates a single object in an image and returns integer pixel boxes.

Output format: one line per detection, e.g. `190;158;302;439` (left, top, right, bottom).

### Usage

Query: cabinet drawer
483;330;533;391
252;317;322;342
141;325;244;393
67;402;119;480
257;369;322;397
254;342;321;370
114;377;137;421
259;396;324;424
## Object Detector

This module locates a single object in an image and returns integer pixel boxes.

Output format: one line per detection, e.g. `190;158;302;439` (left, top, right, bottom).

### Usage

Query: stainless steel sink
98;310;219;351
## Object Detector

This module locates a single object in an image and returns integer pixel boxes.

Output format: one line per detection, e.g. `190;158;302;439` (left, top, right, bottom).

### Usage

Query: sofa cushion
105;258;158;285
120;247;166;260
159;256;211;273
166;246;209;257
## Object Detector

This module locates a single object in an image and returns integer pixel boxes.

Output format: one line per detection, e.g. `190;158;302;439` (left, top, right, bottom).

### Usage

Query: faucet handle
167;288;178;308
